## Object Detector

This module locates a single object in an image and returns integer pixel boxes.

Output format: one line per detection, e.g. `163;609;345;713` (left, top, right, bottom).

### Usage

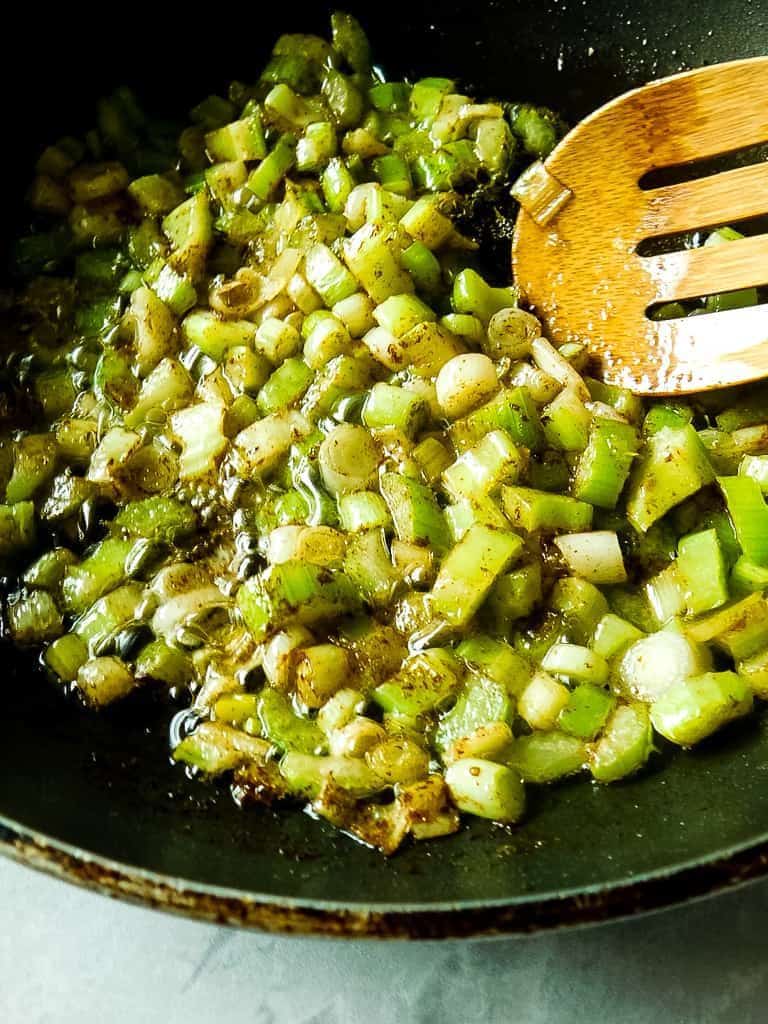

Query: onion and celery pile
5;12;768;853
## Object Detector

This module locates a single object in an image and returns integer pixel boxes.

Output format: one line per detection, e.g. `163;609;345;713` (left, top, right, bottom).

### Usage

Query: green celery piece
650;671;752;746
400;242;442;295
731;556;768;593
257;359;314;415
434;673;511;752
626;425;714;533
572;419;639;509
373;649;463;717
0;501;35;560
205;114;267;162
592;613;644;660
558;684;616;740
280;753;383;799
482;564;542;632
686;592;768;660
257;689;326;755
676;528;728;615
23;548;78;590
45;633;88;682
61;538;134;615
236;562;361;642
181;311;255;362
451;387;544;453
362;382;428;438
456;634;531;694
6;434;58;504
73;582;144;652
718;475;768;566
508;731;586;783
550;577;609;644
135;640;193;686
114;497;196;544
737;647;768;699
739;454;768;493
508;103;564;158
409;77;455;124
585;378;643;424
380;472;450;551
162;190;213;275
590;703;654;782
343;528;401;607
502;486;593;533
247;135;296;200
173;721;271;775
430;524;524;627
330;11;371;73
442;430;523;502
643;404;693;435
704;226;759;311
8;590;63;644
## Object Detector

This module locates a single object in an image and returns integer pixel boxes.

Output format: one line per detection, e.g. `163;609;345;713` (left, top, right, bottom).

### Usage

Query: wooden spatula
511;58;768;395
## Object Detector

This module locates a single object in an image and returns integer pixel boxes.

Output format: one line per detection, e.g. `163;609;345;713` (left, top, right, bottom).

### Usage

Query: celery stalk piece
247;135;296;200
549;577;608;644
338;491;390;532
380;472;450;551
650;671;752;746
718;475;768;566
162;191;213;278
233;410;309;478
685;593;768;659
731;556;768;594
572;419;639;509
626;425;714;532
343;221;415;303
76;656;136;708
257;689;326;755
645;563;688;623
45;633;88;682
502;486;593;533
373;649;463;717
173;721;272;775
257;359;314;415
362;382;428;438
344;528;401;607
554;531;627;585
181;310;255;362
304;243;359;307
592;613;644;660
676;528;728;615
542;387;591;452
430;524;524;627
8;590;63;644
442;430;524;502
236;561;361;642
737;647;768;698
508;731;586;783
73;582;144;653
114;496;196;544
483;563;542;630
455;634;530;693
61;538;134;615
280;753;383;800
558;684;615;739
451;387;544;453
590;704;654;782
135;640;192;687
444;758;525;823
373;293;436;337
451;269;519;323
434;674;511;752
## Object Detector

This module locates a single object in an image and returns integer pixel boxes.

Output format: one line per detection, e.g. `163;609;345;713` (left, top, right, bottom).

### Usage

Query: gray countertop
2;856;767;1023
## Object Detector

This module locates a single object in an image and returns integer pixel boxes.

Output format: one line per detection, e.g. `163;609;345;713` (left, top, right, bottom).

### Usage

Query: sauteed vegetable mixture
5;12;768;852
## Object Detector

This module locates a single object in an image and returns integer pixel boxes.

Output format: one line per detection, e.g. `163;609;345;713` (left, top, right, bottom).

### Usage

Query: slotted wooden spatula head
512;58;768;395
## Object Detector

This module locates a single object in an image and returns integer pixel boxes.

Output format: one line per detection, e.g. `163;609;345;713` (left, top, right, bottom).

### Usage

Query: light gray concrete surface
2;855;768;1023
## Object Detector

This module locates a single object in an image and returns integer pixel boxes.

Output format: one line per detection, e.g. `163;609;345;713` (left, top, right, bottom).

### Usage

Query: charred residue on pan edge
3;822;768;939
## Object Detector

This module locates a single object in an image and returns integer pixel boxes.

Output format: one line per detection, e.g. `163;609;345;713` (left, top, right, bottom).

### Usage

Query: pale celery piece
6;10;768;855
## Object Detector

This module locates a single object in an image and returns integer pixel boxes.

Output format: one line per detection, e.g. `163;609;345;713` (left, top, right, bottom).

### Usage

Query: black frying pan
3;0;768;938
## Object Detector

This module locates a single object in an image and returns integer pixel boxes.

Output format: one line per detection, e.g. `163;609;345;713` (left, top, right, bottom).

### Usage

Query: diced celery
590;704;654;782
572;419;639;509
626;425;714;532
718;475;768;566
442;430;523;502
237;562;361;642
444;758;524;823
434;674;510;752
509;731;586;783
541;644;609;685
558;684;615;739
502;486;593;533
430;525;523;627
373;649;462;717
380;472;450;551
676;528;728;615
650;671;752;746
592;613;644;660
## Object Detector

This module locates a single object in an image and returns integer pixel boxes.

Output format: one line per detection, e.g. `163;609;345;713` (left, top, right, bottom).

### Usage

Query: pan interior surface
2;0;768;930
